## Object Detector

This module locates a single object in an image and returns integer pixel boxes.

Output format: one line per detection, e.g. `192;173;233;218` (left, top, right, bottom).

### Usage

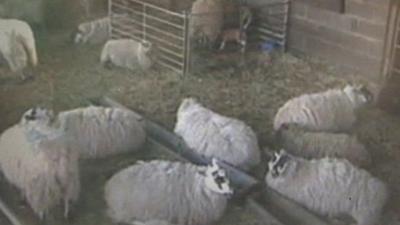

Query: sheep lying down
265;150;388;225
57;105;146;159
0;107;80;219
104;158;233;225
273;84;373;132
276;123;371;167
174;98;261;171
22;106;146;159
100;39;155;71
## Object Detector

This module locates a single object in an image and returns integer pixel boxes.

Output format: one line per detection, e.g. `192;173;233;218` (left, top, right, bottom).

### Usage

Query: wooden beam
296;0;345;13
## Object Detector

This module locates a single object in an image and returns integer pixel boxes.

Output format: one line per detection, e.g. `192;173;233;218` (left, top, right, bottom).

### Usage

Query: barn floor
0;30;399;225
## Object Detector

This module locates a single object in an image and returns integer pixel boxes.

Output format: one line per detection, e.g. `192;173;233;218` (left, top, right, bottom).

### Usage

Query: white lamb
104;158;233;225
277;123;371;167
265;150;388;225
174;98;261;171
0;19;38;79
273;84;373;132
100;39;155;71
0;107;80;219
73;16;110;44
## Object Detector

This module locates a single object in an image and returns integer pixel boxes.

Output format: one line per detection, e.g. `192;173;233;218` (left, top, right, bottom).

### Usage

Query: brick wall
289;0;390;81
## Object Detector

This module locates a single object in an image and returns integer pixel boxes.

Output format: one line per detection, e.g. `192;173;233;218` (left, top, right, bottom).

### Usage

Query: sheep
276;123;371;167
72;16;110;44
265;150;388;225
56;105;146;159
104;158;233;225
174;98;261;171
273;84;373;132
100;39;155;71
0;19;38;80
190;0;223;48
0;107;80;219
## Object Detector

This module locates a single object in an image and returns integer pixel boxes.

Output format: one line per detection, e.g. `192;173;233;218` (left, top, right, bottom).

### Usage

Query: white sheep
190;0;223;47
0;19;38;79
0;107;80;219
265;150;388;225
73;16;110;44
276;123;371;167
273;84;373;132
174;98;261;171
100;39;155;71
104;158;233;225
56;106;146;159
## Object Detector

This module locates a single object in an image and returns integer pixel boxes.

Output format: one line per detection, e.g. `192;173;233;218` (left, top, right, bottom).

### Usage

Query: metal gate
108;0;191;75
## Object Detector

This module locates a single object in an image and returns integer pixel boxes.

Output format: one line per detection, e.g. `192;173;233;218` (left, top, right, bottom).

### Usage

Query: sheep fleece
174;99;260;170
100;39;153;71
104;160;228;225
57;106;146;159
278;124;371;167
0;124;80;217
266;157;388;225
274;88;361;132
0;19;38;72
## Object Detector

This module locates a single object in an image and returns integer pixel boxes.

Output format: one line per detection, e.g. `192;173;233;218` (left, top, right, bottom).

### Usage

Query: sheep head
268;149;296;179
198;158;233;196
21;107;55;127
343;84;374;107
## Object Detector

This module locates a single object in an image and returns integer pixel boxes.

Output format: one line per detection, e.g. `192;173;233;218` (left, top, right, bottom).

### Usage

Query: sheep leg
63;199;69;219
219;41;226;51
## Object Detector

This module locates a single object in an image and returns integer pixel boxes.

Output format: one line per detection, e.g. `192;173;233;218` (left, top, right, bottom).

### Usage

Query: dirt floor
0;30;400;225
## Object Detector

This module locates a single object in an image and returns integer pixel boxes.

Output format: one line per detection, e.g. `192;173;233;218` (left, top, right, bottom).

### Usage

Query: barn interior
0;0;399;225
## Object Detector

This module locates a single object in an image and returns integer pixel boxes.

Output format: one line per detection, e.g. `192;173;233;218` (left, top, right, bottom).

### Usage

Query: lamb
100;39;155;71
0;19;38;80
72;16;110;44
53;106;146;159
174;98;261;171
0;107;80;219
190;0;223;47
276;123;371;167
104;158;233;225
273;84;373;132
265;150;388;225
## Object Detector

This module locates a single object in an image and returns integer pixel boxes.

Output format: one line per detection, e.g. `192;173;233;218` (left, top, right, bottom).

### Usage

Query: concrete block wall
289;0;390;81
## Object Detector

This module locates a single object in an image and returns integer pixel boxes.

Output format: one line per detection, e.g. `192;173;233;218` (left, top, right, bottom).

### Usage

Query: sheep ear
211;158;220;168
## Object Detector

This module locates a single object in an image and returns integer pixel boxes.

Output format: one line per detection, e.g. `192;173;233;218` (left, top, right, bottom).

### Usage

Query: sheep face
267;150;297;181
200;158;233;196
21;107;54;126
178;97;199;113
73;28;85;44
343;84;373;106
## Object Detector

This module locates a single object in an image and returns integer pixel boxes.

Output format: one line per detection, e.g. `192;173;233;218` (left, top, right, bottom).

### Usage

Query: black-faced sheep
265;150;388;225
100;39;155;71
0;107;80;219
273;84;373;132
72;16;110;44
104;158;233;225
276;123;371;167
0;19;38;79
174;98;261;171
56;105;146;159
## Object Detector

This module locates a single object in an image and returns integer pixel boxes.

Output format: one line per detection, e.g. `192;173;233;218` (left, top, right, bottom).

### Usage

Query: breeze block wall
289;0;390;81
